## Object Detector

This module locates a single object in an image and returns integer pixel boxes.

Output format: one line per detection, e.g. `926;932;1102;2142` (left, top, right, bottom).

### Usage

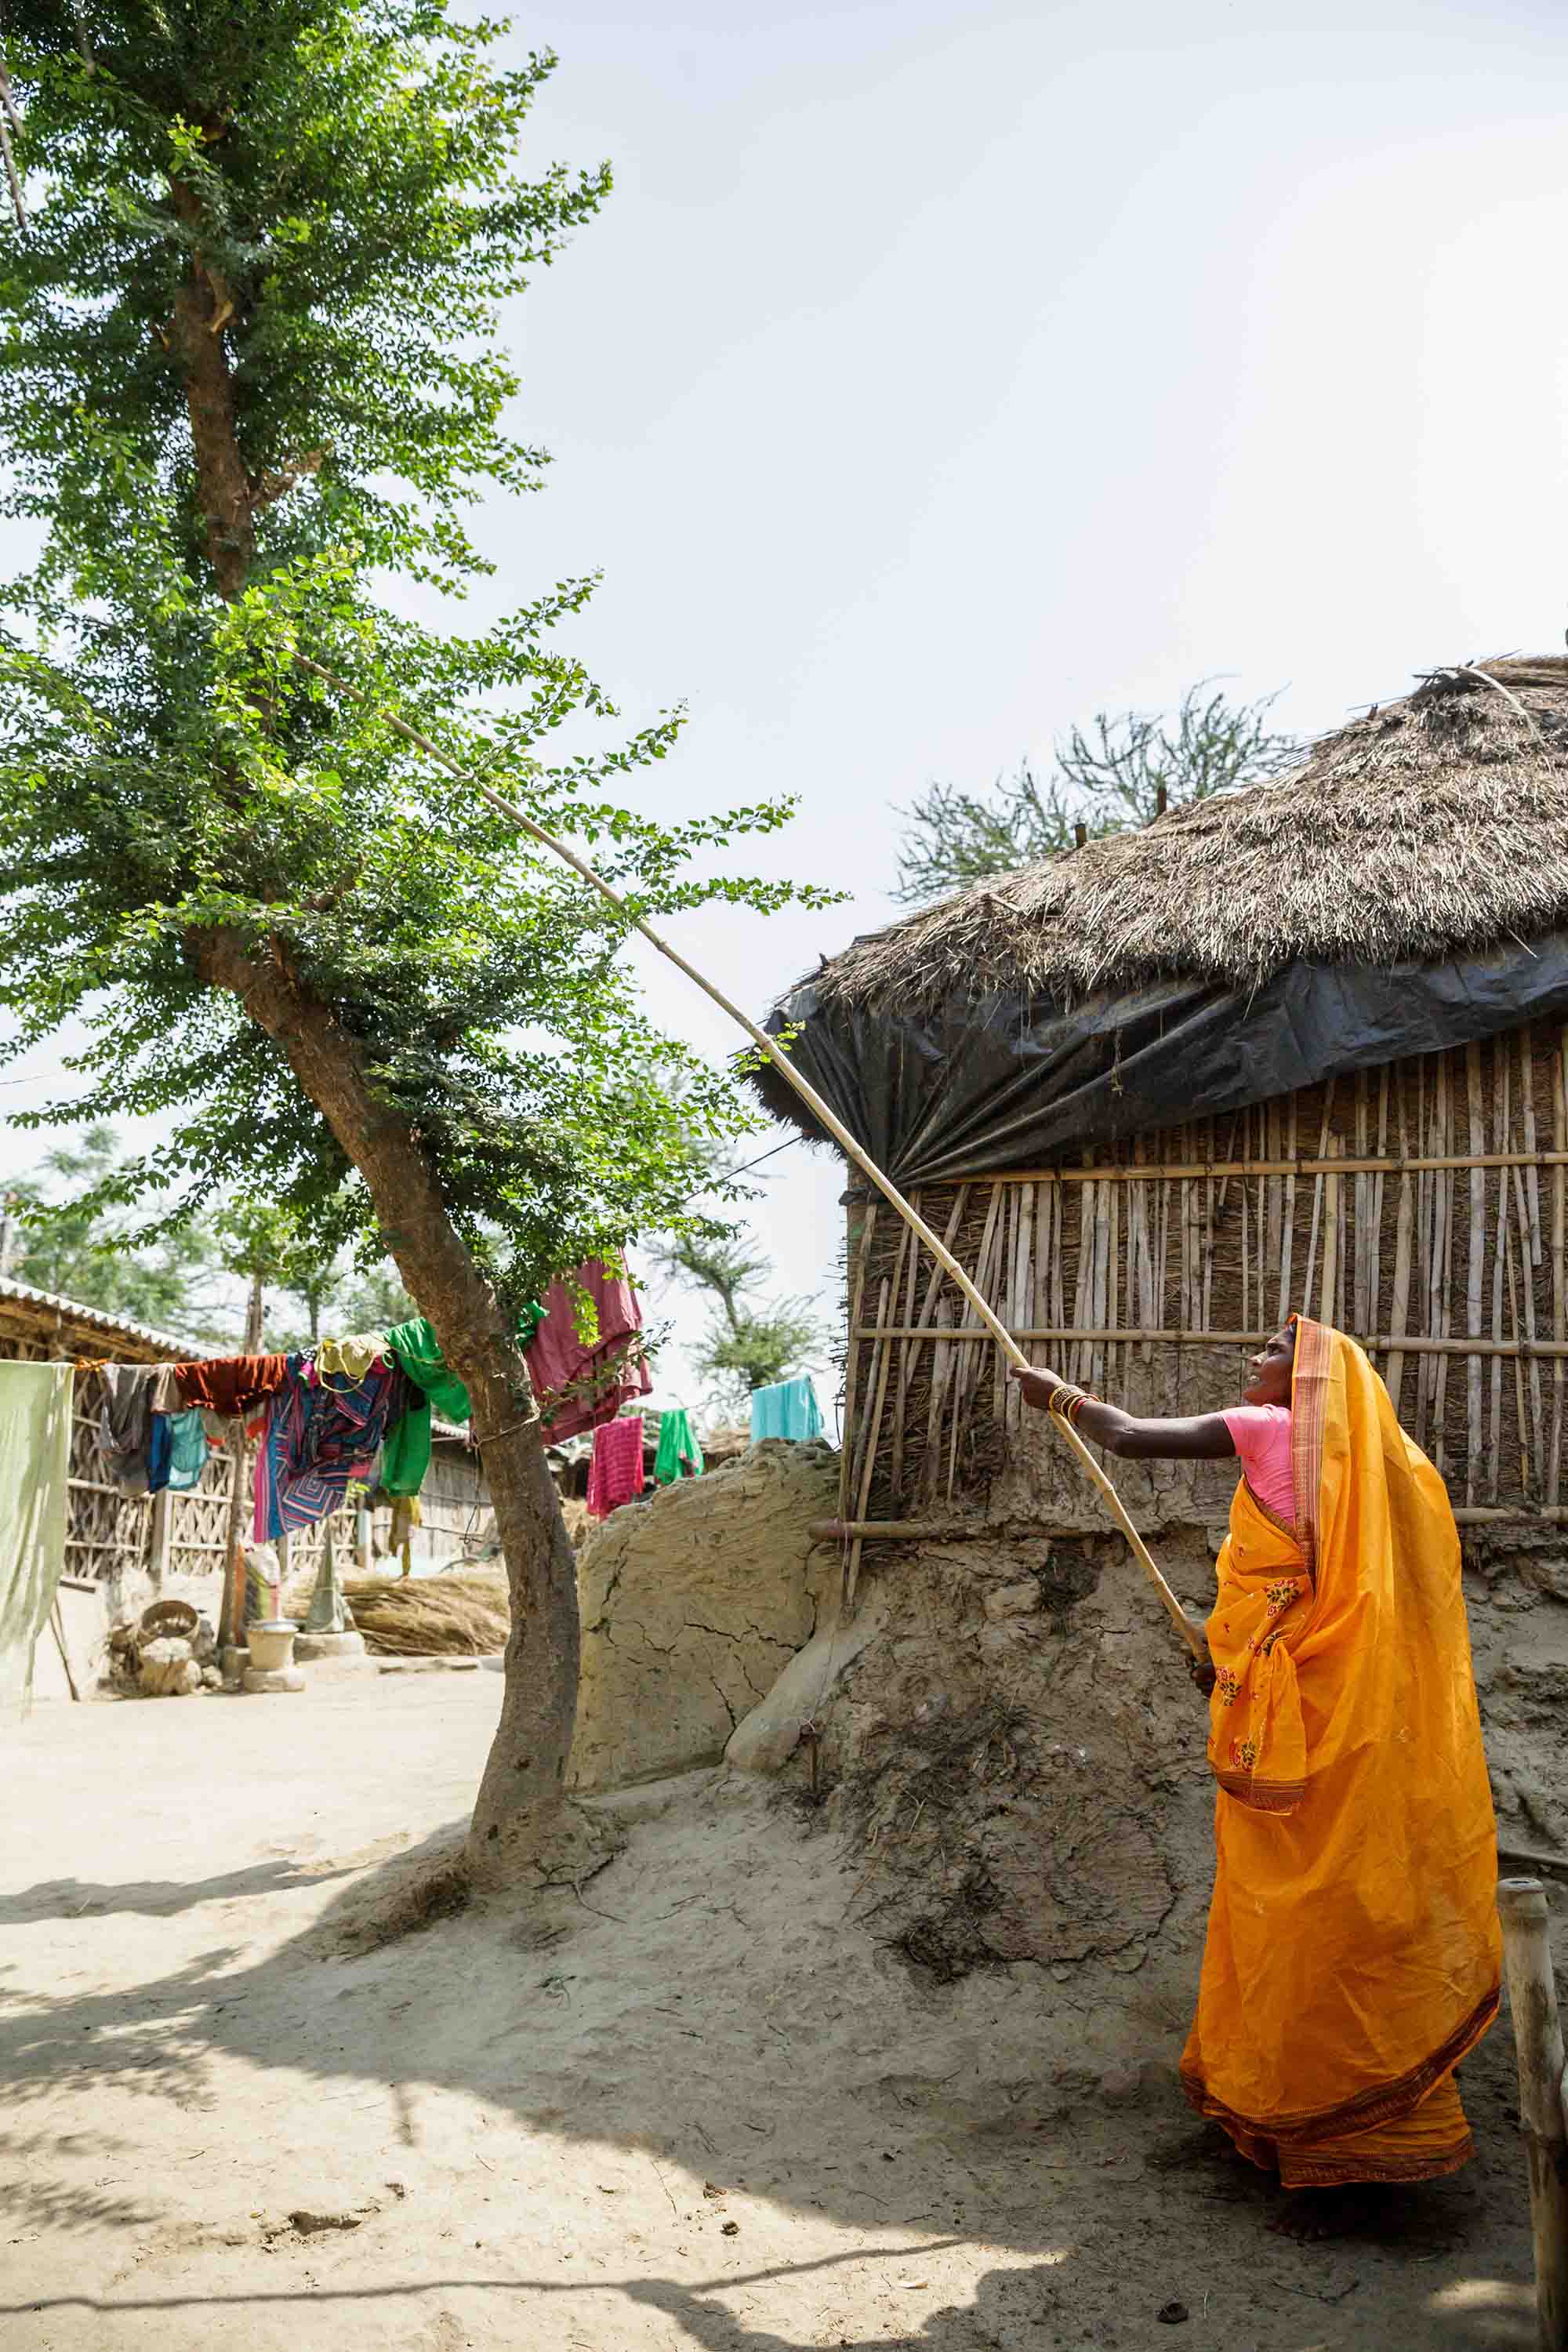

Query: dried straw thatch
818;659;1568;1011
284;1570;509;1657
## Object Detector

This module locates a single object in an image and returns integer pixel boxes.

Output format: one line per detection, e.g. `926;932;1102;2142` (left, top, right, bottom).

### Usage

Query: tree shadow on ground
2;1857;354;1925
0;1792;1538;2349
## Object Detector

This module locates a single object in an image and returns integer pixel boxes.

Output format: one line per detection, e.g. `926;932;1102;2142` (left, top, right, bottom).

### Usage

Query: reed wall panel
840;1022;1568;1527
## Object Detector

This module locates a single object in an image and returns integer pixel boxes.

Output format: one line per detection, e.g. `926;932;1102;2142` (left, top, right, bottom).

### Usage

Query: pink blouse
1221;1403;1294;1527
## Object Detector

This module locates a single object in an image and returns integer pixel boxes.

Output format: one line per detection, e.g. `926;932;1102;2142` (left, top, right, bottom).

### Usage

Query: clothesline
85;1260;654;1551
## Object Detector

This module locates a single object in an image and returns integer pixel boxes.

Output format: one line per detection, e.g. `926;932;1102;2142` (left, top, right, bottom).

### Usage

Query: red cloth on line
586;1416;645;1520
172;1355;291;1417
525;1262;653;1444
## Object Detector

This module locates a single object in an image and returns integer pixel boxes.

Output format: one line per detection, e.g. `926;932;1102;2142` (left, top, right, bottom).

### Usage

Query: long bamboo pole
295;655;1202;1660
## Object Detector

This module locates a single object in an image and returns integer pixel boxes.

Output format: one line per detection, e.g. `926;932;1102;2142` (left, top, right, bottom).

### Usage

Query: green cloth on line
0;1362;72;1707
380;1396;432;1499
384;1304;547;1431
385;1316;472;1424
653;1408;704;1485
381;1304;546;1500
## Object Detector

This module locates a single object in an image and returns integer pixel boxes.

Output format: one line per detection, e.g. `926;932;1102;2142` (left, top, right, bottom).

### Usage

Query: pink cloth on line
1221;1403;1294;1527
524;1261;654;1445
586;1415;645;1520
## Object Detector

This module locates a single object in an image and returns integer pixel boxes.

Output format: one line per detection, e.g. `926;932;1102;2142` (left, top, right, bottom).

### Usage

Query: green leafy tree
0;7;822;1883
212;1195;327;1345
658;1229;826;1422
2;1124;227;1336
895;683;1298;903
216;1195;416;1345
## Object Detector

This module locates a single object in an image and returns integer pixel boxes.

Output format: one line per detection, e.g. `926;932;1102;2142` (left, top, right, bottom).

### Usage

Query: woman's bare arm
1011;1368;1236;1461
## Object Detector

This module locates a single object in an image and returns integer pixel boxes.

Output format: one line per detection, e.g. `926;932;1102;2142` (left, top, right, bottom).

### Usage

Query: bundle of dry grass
802;659;1568;1011
283;1568;510;1657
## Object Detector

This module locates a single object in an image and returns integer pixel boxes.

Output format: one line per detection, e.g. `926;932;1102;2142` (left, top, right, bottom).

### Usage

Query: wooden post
217;1272;264;1652
147;1487;172;1589
1319;1140;1341;1329
1497;1878;1568;2350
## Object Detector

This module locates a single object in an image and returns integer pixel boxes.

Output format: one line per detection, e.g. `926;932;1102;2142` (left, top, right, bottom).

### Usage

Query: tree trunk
170;175;604;1889
194;929;599;1885
168;186;255;600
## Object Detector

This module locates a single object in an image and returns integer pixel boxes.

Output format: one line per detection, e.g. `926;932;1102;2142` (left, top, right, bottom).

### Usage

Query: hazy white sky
5;0;1568;1414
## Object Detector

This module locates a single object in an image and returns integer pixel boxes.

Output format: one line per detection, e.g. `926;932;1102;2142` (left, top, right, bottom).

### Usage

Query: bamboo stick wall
840;1021;1568;1529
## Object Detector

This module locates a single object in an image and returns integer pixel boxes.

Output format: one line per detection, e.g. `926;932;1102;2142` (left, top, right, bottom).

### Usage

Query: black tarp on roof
757;931;1568;1187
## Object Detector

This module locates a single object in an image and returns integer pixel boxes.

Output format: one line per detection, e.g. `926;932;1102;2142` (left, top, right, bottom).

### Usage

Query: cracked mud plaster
570;1439;840;1793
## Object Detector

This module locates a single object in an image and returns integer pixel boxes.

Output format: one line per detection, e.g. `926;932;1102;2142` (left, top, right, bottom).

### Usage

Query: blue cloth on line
750;1375;823;1443
147;1407;209;1496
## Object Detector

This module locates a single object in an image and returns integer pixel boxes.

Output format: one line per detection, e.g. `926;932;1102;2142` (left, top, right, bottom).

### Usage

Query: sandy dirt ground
0;1675;1548;2352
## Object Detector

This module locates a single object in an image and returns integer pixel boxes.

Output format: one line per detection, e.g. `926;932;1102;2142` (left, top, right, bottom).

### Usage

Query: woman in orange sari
1014;1317;1500;2228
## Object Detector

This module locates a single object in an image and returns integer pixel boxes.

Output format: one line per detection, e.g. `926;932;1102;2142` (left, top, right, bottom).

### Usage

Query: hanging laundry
379;1396;433;1500
173;1354;290;1418
586;1414;645;1519
653;1408;704;1486
147;1404;209;1496
0;1362;72;1706
151;1364;184;1413
750;1375;824;1443
254;1356;408;1542
99;1363;162;1495
315;1331;390;1382
527;1262;653;1444
147;1412;172;1494
381;1317;468;1503
384;1316;472;1424
379;1301;544;1500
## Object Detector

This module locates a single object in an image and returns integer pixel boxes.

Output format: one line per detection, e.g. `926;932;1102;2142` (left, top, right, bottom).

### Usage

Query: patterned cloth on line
253;1355;408;1541
0;1362;72;1706
750;1375;823;1443
586;1414;645;1519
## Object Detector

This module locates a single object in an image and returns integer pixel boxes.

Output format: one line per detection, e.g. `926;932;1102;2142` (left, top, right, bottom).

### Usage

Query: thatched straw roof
815;659;1568;1011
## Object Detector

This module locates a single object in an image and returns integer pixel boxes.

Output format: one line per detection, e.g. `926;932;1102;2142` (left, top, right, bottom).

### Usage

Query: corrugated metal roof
0;1275;194;1359
0;1281;486;1424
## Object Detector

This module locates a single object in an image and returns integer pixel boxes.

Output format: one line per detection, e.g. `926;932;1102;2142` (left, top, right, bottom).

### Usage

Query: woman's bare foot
1269;2185;1392;2242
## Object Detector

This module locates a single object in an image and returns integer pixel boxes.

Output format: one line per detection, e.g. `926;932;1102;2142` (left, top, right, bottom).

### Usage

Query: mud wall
570;1439;840;1793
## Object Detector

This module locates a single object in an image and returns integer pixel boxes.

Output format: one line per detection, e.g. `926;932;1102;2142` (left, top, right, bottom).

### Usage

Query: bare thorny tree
895;681;1300;904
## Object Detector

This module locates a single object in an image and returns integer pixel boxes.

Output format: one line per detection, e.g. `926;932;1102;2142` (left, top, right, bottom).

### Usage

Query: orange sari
1180;1318;1500;2187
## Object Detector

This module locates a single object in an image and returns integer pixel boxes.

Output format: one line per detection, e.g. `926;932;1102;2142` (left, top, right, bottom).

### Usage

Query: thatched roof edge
797;658;1568;1014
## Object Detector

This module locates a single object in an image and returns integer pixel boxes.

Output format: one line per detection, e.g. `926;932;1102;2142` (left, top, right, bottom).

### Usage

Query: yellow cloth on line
0;1362;73;1708
1181;1316;1500;2185
315;1331;390;1382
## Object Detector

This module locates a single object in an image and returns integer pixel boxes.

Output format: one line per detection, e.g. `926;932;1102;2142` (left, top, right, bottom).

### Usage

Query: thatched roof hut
761;657;1568;1535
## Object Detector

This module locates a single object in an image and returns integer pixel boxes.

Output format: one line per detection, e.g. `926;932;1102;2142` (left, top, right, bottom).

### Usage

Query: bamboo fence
840;1023;1568;1530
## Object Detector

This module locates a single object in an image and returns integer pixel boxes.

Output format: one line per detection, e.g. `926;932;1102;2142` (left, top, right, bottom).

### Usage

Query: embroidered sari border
1178;1984;1500;2147
1239;1478;1301;1547
1281;2136;1476;2188
1217;2117;1476;2187
1210;1765;1306;1813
